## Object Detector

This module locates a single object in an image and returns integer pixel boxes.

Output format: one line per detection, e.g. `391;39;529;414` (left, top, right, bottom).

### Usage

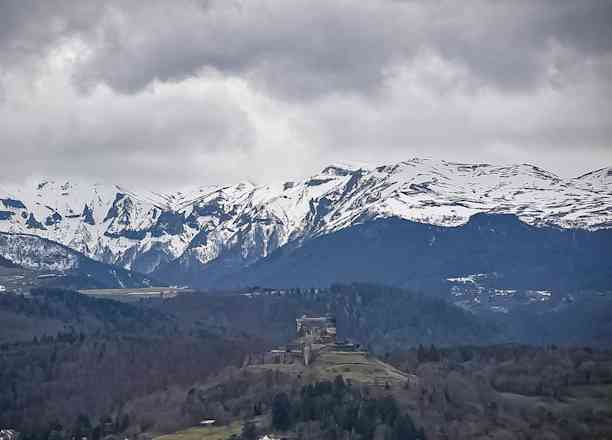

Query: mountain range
1;158;611;289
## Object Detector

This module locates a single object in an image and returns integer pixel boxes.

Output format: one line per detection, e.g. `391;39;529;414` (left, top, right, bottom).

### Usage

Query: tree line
236;376;426;440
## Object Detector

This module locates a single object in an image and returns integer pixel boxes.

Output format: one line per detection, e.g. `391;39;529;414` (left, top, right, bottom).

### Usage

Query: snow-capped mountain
0;233;155;288
1;159;610;279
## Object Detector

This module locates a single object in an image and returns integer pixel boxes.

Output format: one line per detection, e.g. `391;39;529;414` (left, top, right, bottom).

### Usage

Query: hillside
0;255;18;268
0;287;176;343
146;284;503;351
225;214;612;291
0;233;157;289
0;288;259;436
147;283;612;351
174;345;612;440
2;285;612;440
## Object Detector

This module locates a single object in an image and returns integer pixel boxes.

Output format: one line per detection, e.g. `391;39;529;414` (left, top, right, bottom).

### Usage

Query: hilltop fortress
264;314;361;366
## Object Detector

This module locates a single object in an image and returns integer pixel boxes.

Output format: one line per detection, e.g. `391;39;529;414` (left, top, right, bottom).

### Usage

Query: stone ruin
296;315;337;345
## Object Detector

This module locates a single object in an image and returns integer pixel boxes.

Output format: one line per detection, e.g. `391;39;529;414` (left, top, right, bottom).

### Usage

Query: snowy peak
320;162;366;176
1;159;611;277
575;166;612;191
298;159;611;233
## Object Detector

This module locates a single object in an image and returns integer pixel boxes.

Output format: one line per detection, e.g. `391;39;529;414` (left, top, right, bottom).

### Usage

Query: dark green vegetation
144;284;501;350
206;214;612;291
148;283;612;351
0;288;259;438
490;296;612;348
265;377;425;439
2;283;612;440
333;284;501;351
0;288;173;343
181;343;612;440
388;344;612;439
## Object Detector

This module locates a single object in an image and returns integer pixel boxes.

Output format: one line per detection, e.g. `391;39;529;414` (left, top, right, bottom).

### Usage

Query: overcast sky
1;0;611;190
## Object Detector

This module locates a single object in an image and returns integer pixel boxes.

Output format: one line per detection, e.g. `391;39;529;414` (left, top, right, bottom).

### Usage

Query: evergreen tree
390;414;419;440
417;344;427;363
378;396;399;426
333;375;346;399
429;344;440;362
73;414;92;440
272;392;292;431
241;421;257;440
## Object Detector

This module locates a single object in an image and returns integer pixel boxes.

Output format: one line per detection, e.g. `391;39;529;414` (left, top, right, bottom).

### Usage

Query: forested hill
0;287;175;343
223;215;612;290
0;288;259;437
149;283;504;351
2;284;612;439
150;283;612;352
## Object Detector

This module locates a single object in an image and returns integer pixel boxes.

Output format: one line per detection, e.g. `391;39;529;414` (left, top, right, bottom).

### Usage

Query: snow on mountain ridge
575;167;612;193
1;159;610;274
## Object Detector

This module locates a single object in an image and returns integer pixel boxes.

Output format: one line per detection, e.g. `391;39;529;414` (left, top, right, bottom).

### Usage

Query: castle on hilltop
263;314;360;366
296;315;336;345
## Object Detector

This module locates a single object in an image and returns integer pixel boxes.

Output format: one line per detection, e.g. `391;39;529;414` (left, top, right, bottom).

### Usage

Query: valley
3;1;611;439
1;282;612;439
1;160;611;440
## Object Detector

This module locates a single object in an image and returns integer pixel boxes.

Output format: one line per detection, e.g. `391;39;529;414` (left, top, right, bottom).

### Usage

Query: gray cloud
0;0;610;189
0;1;104;74
2;1;611;96
0;71;256;187
59;0;612;97
68;1;408;98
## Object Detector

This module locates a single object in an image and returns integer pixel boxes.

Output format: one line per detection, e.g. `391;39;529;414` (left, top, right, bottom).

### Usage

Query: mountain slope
0;254;18;268
222;213;612;290
1;159;610;285
0;180;209;273
0;232;156;289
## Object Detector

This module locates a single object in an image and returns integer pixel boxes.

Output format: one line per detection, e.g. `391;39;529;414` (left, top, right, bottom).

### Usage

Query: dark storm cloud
2;0;611;96
426;1;612;92
60;0;612;97
0;0;610;188
0;1;103;71
69;1;407;98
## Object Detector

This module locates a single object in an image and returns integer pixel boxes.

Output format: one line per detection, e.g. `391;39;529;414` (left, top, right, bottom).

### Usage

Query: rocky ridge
0;159;610;276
